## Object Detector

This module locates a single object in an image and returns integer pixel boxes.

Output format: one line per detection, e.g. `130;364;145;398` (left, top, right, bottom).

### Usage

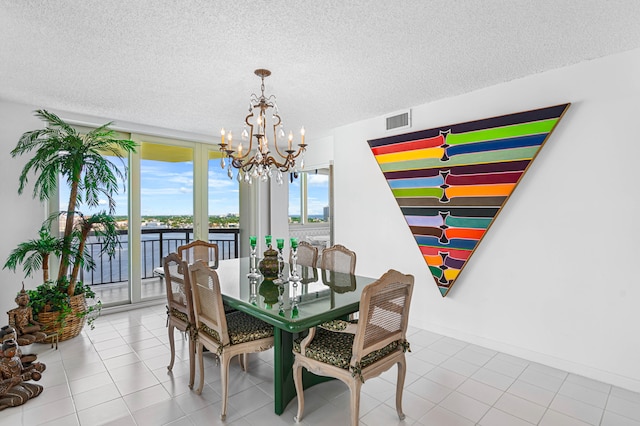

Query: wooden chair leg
241;353;249;372
167;324;175;371
293;359;304;423
220;353;232;421
195;342;205;395
395;358;406;420
348;380;362;426
188;337;196;389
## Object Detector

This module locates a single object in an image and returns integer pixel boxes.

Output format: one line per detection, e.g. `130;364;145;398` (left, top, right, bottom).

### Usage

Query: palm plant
3;226;62;282
7;109;136;296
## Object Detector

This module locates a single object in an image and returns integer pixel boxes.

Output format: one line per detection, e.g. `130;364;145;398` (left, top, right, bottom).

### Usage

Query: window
288;167;332;250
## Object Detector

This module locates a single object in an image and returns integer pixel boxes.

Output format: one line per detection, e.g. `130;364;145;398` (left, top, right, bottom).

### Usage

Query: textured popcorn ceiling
1;1;640;140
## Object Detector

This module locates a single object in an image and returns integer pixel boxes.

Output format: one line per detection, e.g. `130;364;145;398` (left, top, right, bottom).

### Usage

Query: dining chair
162;252;196;389
292;269;414;426
189;259;275;421
178;239;219;269
321;244;356;274
290;240;319;267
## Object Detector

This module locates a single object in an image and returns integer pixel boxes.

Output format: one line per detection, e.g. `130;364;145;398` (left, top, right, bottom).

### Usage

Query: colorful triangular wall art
367;104;570;297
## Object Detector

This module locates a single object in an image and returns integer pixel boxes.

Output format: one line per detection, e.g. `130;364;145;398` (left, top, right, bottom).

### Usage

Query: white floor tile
549;393;604;425
102;352;142;370
613;386;640;405
457;378;504;405
424;366;467;389
415;406;474;426
439;390;490;422
494;392;546;424
383;388;435;421
601;410;640;426
73;382;121;411
429;339;466;357
406;377;454;403
24;382;71;409
122;383;171;412
226;386;272;419
507;378;556;407
412;347;450;365
558;379;609;408
566;373;612;394
484;356;528;378
360;376;398;403
39;413;80;426
77;398;131;426
471;367;516;391
606;394;640;422
453;346;494;366
101;414;138;426
360;401;413;426
440;357;480;377
518;367;565;392
407;330;443;347
132;399;186;426
538;409;592;426
114;371;160;395
527;361;569;380
22;397;75;425
478;407;535;426
69;371;114;395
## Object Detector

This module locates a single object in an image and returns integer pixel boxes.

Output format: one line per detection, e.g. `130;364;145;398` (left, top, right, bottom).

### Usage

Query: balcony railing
81;228;240;285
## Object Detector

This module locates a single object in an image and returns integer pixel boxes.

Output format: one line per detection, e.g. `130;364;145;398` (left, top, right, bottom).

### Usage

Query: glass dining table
214;257;377;415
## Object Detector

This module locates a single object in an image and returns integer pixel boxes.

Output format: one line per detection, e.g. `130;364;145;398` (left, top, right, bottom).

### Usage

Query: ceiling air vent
386;109;411;131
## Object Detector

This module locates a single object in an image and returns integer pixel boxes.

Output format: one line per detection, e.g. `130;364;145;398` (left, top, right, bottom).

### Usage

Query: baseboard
101;299;165;315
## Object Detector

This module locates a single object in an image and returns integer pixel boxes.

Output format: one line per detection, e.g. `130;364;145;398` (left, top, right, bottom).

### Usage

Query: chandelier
219;68;306;184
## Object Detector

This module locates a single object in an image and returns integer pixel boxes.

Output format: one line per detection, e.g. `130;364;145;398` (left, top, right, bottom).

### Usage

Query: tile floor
7;303;640;425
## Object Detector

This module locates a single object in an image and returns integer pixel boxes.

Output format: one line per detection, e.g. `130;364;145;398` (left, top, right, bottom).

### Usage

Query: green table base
273;328;333;415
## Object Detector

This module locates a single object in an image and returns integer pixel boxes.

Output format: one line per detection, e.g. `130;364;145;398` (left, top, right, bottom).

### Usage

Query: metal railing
81;228;239;285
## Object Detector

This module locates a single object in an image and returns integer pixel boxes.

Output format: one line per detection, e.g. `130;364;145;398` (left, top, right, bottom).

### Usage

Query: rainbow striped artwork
368;104;570;296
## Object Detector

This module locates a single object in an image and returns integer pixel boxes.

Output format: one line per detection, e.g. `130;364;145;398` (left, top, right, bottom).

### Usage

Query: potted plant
3;110;136;340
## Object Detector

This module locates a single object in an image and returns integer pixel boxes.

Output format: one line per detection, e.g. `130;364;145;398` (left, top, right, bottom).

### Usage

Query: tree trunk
69;221;90;296
57;170;81;287
42;253;49;282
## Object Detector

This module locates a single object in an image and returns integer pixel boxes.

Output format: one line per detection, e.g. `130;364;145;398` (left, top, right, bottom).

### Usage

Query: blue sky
60;158;328;217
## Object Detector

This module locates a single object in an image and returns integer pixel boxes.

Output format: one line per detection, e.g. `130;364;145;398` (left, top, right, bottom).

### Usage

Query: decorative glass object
274;238;285;284
289;238;300;282
290;281;299;318
248;235;260;278
249;276;259;306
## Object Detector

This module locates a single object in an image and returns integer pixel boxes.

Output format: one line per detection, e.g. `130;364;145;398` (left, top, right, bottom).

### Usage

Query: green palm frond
3;226;63;278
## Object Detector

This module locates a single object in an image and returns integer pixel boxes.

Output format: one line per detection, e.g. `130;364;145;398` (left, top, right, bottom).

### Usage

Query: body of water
82;231;238;285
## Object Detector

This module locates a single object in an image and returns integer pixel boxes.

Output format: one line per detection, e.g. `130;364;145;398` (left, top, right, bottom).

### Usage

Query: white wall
0;100;48;318
332;48;640;392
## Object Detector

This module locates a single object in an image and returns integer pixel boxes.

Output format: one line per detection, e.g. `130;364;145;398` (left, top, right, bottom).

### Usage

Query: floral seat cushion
200;311;273;346
293;327;399;371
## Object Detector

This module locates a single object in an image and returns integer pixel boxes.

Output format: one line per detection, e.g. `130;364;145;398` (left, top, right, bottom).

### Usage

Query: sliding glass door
57;128;241;308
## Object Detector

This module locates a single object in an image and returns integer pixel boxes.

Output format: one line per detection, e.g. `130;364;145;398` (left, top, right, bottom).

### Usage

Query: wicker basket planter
38;294;87;342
